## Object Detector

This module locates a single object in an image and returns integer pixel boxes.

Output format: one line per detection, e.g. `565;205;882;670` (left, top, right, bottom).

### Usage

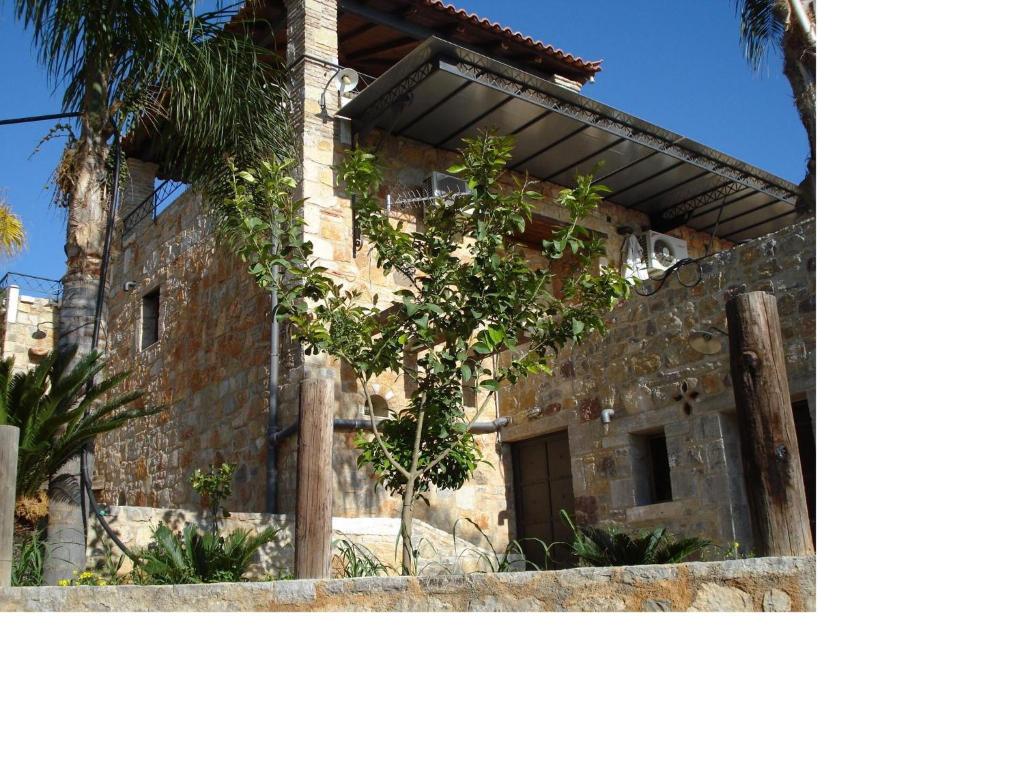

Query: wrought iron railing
122;178;186;237
0;271;63;301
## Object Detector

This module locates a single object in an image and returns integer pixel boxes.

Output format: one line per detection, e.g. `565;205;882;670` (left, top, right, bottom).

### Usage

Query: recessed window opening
462;383;478;409
141;287;160;349
363;394;390;419
631;428;672;506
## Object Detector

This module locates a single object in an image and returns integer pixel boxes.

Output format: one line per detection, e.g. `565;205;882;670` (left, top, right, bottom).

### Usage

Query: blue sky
0;0;806;281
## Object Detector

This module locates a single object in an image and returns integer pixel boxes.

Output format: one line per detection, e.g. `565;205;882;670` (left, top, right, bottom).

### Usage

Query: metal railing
122;178;186;237
0;271;63;301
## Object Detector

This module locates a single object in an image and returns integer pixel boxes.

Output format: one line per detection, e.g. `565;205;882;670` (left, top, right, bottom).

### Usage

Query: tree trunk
399;405;427;576
45;75;110;584
295;377;334;579
726;291;814;557
782;1;816;211
399;480;417;576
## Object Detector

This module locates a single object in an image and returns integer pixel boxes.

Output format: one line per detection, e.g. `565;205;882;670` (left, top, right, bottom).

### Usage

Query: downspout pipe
266;277;279;517
270;416;510;444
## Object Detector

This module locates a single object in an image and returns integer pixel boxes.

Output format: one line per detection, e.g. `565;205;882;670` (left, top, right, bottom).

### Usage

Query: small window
363;394;390;419
141;287;160;349
631;428;673;506
462;383;477;409
646;432;672;504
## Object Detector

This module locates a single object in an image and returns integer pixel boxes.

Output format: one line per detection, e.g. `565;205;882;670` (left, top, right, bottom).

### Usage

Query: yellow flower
58;579;70;587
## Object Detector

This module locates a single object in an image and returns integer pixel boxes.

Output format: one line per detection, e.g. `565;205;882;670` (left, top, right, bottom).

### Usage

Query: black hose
77;128;136;560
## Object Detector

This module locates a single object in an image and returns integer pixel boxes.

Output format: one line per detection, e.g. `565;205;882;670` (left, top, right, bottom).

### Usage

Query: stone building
1;275;59;374
85;0;815;570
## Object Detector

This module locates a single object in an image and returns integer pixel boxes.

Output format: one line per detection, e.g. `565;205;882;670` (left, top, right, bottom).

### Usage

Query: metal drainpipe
266;252;281;517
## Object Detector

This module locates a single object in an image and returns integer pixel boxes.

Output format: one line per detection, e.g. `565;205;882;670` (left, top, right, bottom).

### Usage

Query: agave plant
0;345;158;500
133;522;280;584
564;511;710;567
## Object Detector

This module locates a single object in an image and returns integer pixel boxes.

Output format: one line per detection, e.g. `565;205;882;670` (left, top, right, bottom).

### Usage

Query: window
141;287;160;349
631;428;673;506
363;394;390;419
461;383;477;409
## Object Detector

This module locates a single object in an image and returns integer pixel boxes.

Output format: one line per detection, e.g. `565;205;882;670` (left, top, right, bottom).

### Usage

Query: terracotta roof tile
420;0;602;77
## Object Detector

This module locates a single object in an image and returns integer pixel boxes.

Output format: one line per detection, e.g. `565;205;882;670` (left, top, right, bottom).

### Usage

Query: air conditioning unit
644;231;688;277
426;171;470;200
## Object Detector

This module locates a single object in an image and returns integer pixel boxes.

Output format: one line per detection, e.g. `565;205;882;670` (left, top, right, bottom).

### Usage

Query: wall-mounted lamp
686;325;728;356
318;66;361;119
32;320;55;339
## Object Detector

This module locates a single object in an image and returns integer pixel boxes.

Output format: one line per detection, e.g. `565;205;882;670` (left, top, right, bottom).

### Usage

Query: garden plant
227;132;629;574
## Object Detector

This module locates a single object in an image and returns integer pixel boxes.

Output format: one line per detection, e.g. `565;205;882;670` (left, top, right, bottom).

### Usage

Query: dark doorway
792;399;816;545
511;431;575;569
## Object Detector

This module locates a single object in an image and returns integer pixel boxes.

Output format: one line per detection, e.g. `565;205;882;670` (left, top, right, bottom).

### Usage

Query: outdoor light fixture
318;66;360;119
686;326;727;356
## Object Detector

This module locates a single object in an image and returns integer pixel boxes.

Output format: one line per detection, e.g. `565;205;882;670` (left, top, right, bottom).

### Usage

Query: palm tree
733;0;816;209
0;346;157;502
13;1;293;582
0;199;26;259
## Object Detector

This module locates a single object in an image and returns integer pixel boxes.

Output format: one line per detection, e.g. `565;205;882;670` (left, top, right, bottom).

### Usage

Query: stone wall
85;506;493;577
1;555;815;612
499;218;816;550
94;190;279;512
0;286;57;373
90;1;814;561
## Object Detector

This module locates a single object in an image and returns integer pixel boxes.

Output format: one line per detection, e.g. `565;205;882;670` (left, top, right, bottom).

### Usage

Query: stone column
277;0;348;517
120;158;158;220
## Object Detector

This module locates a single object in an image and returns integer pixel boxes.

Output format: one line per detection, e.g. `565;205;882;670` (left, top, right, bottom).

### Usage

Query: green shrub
12;529;46;586
334;538;394;578
133;522;279;584
189;463;236;518
565;512;710;567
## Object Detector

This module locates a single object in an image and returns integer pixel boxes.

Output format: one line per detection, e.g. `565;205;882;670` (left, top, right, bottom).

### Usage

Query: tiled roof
419;0;602;77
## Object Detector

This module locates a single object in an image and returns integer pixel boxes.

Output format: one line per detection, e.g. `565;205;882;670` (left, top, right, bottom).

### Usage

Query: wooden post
1;425;18;587
295;377;334;579
726;291;814;556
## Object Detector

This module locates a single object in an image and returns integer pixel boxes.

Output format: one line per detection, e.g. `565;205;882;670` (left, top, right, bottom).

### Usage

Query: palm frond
733;0;786;72
0;199;27;258
0;345;158;499
134;522;280;584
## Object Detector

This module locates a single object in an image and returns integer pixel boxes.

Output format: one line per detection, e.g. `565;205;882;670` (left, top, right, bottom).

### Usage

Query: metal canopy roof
339;38;801;241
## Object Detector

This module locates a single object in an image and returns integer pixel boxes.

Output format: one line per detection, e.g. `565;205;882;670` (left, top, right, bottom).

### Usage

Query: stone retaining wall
0;556;814;612
85;507;496;576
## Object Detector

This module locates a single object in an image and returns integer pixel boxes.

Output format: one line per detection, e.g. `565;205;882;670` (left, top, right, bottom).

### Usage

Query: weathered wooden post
295;377;334;579
1;425;18;587
726;291;814;556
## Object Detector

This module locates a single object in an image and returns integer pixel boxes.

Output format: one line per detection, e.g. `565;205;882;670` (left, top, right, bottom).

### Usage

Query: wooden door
512;431;575;569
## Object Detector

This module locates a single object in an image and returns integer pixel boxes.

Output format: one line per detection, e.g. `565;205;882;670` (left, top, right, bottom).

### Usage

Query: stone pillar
4;284;19;325
120;158;158;225
277;1;348;517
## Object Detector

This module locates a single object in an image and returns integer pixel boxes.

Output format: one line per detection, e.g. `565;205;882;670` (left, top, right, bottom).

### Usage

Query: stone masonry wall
89;1;813;561
499;219;816;550
94;191;278;512
1;555;816;612
1;287;57;373
84;507;494;578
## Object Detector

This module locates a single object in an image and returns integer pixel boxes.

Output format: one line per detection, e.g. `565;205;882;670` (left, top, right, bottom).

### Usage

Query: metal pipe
271;415;511;444
266;279;279;517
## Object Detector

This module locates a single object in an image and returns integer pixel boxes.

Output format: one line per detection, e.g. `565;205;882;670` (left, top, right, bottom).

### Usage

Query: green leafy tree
732;0;816;208
189;462;237;519
227;133;628;575
12;0;293;582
